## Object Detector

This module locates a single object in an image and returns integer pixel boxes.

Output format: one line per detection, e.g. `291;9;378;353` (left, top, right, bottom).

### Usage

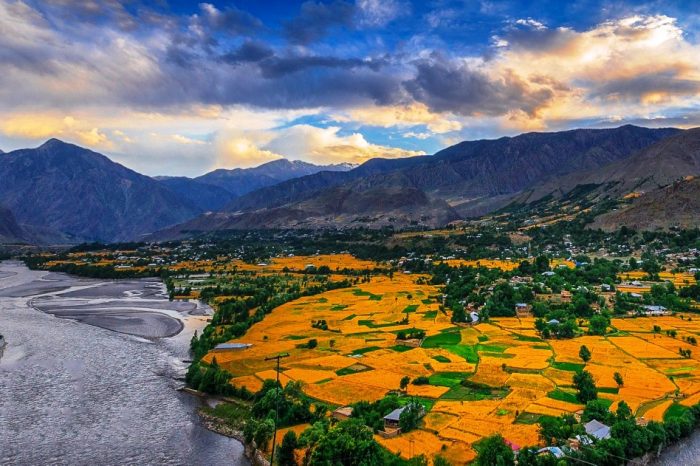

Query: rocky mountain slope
156;125;677;238
0;206;26;243
591;177;700;231
196;159;355;197
0;139;200;242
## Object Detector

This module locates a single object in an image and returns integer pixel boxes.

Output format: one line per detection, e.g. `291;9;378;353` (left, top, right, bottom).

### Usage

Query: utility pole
265;353;289;465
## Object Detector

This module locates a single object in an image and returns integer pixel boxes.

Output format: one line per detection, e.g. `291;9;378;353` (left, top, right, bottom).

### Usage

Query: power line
264;352;290;465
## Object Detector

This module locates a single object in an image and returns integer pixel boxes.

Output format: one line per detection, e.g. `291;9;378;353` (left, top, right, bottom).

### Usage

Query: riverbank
0;261;249;465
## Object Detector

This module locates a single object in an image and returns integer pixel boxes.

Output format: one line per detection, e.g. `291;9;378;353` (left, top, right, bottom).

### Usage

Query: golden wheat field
198;254;700;462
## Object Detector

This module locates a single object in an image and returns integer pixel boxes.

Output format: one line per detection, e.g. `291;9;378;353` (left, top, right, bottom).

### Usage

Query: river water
0;261;248;465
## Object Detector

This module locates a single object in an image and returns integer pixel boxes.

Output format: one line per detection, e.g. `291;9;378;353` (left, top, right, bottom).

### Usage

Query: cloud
198;3;262;36
1;113;114;149
334;103;463;133
262;124;424;165
284;0;356;44
221;40;274;64
404;54;555;118
357;0;406;27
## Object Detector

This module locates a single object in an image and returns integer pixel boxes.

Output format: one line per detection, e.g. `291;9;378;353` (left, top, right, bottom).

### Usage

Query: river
0;261;248;465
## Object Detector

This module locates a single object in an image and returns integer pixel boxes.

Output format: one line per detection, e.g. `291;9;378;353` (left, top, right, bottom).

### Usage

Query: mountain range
1;125;699;245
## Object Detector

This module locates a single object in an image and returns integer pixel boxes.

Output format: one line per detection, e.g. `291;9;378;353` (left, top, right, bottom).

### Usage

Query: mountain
0;206;26;243
0;139;200;242
155;125;678;238
156;176;234;211
591;177;700;231
515;127;700;205
195;159;355;197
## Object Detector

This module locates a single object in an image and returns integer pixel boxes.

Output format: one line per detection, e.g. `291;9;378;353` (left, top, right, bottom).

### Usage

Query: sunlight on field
196;253;700;461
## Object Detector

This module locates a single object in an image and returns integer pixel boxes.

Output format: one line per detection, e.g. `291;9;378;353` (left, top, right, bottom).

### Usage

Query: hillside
591;177;700;231
156;177;234;212
196;159;355;197
0;139;200;242
156;125;677;238
0;206;26;243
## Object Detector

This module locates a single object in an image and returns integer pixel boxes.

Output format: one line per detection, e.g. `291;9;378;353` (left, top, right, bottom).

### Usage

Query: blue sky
1;0;700;175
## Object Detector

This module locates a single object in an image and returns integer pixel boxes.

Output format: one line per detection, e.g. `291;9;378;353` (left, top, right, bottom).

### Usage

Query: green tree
579;345;592;363
277;430;298;466
613;372;624;388
475;434;515;466
574;370;598;404
308;419;383;465
400;376;411;392
588;314;610;335
399;401;423;432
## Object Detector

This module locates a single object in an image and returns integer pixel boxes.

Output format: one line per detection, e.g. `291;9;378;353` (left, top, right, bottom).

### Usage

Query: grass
513;334;543;342
477;343;509;353
551;361;585;372
598;387;620;394
664;403;689;422
533;344;551;350
441;380;510;401
403;304;419;313
349;346;381;356
428;372;469;387
515;412;557;425
332;304;349;311
444;344;479;363
336;364;373;376
200;401;251;430
341;313;356;320
422;311;438;319
432;355;451;363
358;320;402;329
285;335;308;340
547;388;580;404
422;331;461;348
352;289;383;300
477;335;489;342
390;345;414;353
421;299;432;305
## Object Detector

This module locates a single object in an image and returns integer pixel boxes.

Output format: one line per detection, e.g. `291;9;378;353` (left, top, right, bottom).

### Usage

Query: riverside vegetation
22;223;700;465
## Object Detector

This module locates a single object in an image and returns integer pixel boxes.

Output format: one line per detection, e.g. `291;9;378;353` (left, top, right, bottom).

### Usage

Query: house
332;406;353;421
584;419;611;440
383;407;406;431
382;405;426;433
537;446;565;459
213;342;252;351
642;305;670;316
542;271;556;277
560;290;572;303
469;311;480;323
547;319;560;326
515;303;532;317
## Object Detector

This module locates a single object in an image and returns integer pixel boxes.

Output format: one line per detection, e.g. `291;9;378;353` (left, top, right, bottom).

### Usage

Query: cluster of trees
475;398;700;466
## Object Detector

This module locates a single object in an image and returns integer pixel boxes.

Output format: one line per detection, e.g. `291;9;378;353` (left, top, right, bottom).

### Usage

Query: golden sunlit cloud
335;103;462;134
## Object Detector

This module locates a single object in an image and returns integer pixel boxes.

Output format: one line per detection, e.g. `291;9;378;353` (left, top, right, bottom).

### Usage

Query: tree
400;376;411;392
579;345;592;363
613;372;624;388
588;314;610;335
254;418;275;451
308;419;383;465
574;370;598;403
475;434;515;466
399;401;423;432
277;430;298;466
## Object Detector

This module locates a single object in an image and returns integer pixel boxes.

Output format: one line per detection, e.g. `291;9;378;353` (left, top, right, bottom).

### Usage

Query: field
198;254;700;463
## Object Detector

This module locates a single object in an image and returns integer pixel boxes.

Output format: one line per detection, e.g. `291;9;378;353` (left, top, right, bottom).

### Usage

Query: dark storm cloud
221;41;275;64
258;55;385;78
589;69;700;101
404;55;554;116
284;0;356;44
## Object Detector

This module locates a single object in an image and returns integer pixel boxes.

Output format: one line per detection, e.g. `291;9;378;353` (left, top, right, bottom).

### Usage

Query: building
383;407;406;431
560;290;572;303
332;406;353;421
584;419;611;441
213;342;252;351
515;303;532;317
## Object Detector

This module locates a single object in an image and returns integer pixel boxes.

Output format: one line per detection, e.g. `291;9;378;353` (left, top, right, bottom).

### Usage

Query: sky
2;0;700;176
